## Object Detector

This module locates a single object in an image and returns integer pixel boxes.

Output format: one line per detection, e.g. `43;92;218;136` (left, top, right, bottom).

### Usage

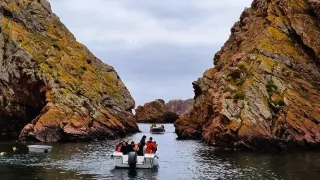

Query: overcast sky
48;0;252;107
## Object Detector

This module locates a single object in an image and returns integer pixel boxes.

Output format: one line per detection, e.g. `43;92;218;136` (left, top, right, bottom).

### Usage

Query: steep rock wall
0;0;138;142
175;0;320;150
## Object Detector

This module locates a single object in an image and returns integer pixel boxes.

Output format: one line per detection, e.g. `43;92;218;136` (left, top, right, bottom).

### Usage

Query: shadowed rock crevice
0;31;48;139
0;6;13;19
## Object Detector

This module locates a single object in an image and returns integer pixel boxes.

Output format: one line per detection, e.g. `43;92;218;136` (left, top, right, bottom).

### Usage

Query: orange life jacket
146;141;156;154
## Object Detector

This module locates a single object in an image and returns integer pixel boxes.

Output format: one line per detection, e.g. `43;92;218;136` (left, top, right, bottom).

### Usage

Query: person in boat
115;142;122;152
127;141;138;168
134;143;139;152
143;144;147;155
146;137;157;154
140;135;146;146
137;136;146;156
121;141;128;155
152;141;158;153
161;125;164;129
127;141;136;152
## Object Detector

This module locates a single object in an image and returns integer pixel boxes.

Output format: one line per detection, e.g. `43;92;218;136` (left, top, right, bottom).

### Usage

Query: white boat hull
28;145;52;153
112;152;159;169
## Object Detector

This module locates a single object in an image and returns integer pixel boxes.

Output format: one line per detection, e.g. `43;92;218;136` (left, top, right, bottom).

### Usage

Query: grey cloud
49;0;251;106
90;43;216;105
121;0;210;21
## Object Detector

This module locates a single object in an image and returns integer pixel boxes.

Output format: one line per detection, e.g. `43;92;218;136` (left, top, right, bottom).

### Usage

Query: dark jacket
121;145;128;155
137;145;144;156
140;138;146;147
127;144;135;152
137;138;146;156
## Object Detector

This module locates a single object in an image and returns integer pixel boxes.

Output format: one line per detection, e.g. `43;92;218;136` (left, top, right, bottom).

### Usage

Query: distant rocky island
134;99;179;123
175;0;320;151
166;99;194;117
0;0;138;142
134;99;194;123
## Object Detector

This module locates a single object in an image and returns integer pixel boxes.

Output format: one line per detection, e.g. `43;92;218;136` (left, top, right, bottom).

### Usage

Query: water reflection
0;164;94;180
109;168;158;180
195;147;320;180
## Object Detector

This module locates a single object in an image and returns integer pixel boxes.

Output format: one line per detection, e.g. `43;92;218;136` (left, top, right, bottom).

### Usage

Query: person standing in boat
137;135;146;156
137;136;146;156
146;137;157;154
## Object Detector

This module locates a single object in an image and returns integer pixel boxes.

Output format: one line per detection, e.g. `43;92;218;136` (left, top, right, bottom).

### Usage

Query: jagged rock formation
135;99;179;123
0;0;138;142
166;99;194;117
175;0;320;150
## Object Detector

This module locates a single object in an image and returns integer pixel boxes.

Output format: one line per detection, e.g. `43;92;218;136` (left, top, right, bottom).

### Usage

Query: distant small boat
28;145;52;153
150;125;165;134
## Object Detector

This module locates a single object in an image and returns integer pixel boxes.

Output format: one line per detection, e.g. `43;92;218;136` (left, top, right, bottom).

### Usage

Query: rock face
0;0;138;142
166;99;194;117
175;0;320;150
135;99;179;123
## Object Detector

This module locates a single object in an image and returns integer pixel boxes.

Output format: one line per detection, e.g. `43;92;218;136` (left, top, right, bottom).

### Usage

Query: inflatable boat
150;125;165;134
111;152;159;169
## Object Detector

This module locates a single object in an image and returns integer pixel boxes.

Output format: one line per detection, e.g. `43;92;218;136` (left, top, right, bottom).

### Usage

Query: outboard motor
128;152;137;169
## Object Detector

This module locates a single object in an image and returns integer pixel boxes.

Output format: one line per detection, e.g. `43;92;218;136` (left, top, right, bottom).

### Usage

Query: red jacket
146;141;156;154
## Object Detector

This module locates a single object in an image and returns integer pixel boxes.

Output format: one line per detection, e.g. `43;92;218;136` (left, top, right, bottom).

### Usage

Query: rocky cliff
175;0;320;150
135;99;179;123
166;99;194;117
0;0;138;142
